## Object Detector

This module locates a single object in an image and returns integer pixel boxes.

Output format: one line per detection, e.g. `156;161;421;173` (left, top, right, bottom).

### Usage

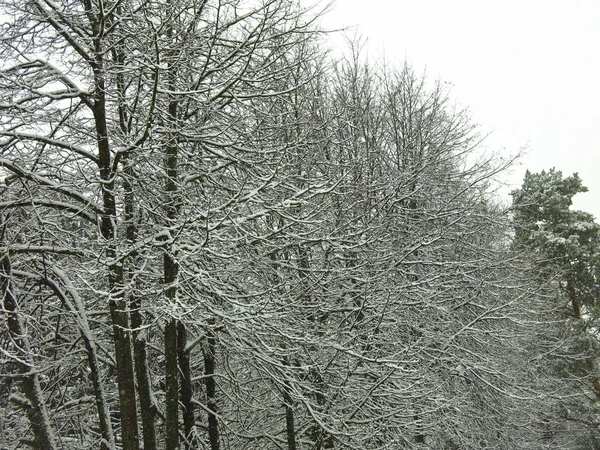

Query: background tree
512;168;600;321
512;168;600;445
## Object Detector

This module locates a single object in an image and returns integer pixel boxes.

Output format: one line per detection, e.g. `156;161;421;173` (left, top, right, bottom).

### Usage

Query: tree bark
203;320;221;450
165;318;179;449
178;321;196;449
83;330;116;450
92;51;139;450
124;157;158;450
283;387;297;450
131;302;157;450
34;3;140;445
566;275;581;319
164;36;181;449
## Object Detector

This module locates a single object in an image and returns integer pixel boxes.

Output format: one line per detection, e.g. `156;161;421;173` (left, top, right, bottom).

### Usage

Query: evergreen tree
512;168;600;321
512;168;600;436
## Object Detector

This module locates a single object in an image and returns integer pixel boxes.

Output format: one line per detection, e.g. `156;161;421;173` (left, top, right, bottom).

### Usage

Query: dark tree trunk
164;49;181;449
283;387;297;450
131;298;158;450
178;322;196;449
90;36;138;447
203;320;221;450
107;300;139;450
39;3;140;446
124;158;157;450
93;67;139;449
566;275;582;319
165;318;179;449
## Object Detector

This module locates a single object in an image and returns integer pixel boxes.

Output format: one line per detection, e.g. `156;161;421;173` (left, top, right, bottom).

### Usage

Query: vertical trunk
107;295;138;450
163;136;180;449
414;422;426;444
131;303;158;450
282;387;296;450
125;159;158;450
42;3;141;446
280;350;296;450
203;320;221;450
165;319;179;449
111;0;157;438
178;322;196;449
1;216;57;450
92;59;139;450
34;2;139;447
566;275;581;319
164;26;181;446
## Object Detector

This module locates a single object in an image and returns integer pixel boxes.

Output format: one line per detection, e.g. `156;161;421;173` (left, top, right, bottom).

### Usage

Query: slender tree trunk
110;0;158;437
93;59;139;450
414;423;426;444
1;216;57;450
38;2;140;445
131;253;157;450
178;322;196;449
164;36;181;448
203;320;221;450
165;319;179;449
125;159;158;450
131;302;158;450
566;275;582;319
283;387;297;450
269;251;297;450
107;287;138;450
297;244;332;448
163;143;180;449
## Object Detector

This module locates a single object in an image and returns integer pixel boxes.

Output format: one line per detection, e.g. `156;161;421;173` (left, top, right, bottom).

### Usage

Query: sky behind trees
324;0;600;218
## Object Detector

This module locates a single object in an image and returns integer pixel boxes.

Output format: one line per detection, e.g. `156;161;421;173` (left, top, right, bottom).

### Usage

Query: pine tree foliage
512;169;600;317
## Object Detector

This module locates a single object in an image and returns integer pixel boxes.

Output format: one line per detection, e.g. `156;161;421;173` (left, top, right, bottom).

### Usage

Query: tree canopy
0;1;599;449
512;168;600;318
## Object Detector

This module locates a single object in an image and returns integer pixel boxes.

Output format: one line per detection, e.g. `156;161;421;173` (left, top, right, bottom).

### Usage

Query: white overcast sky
322;0;600;219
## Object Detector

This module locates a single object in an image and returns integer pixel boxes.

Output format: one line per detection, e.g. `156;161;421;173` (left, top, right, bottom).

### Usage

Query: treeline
0;0;598;448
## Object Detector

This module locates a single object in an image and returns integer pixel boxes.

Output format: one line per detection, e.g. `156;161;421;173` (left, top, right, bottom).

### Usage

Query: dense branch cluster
0;1;598;449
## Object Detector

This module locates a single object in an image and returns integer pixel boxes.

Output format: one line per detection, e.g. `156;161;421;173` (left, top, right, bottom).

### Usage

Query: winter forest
1;0;600;448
